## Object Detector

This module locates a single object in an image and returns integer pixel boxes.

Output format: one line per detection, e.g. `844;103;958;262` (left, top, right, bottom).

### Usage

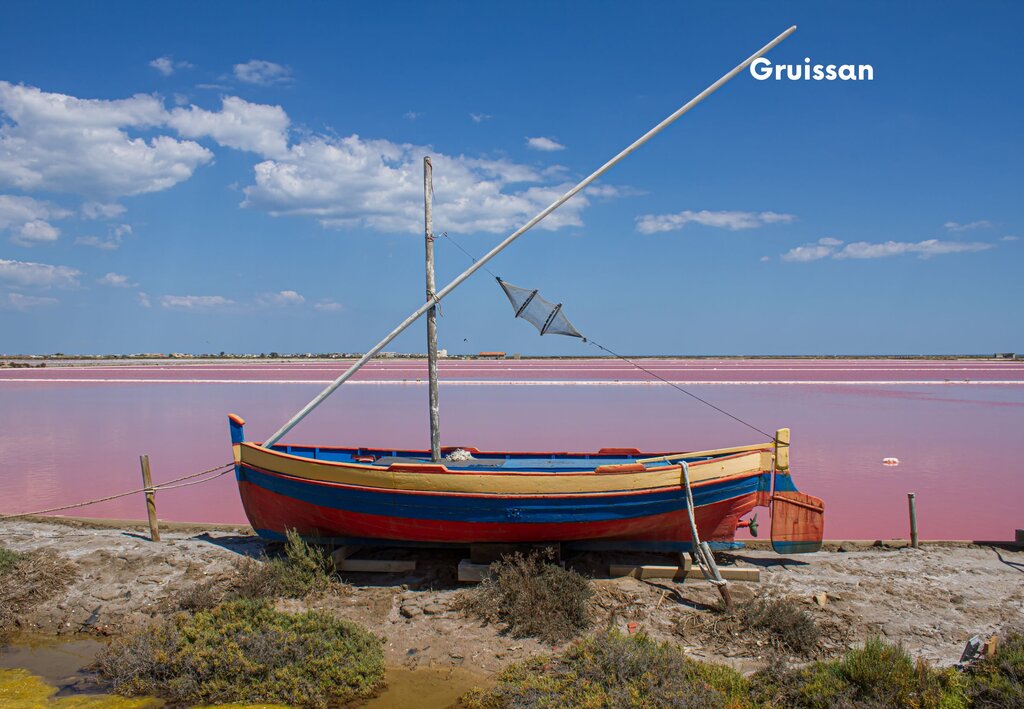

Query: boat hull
227;415;822;552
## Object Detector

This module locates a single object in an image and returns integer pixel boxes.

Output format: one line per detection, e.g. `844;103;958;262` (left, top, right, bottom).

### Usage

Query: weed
462;627;749;709
453;549;592;644
0;546;26;576
96;599;384;709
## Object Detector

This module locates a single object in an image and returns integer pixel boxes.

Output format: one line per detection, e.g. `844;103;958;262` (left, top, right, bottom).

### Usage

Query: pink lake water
1;358;1021;541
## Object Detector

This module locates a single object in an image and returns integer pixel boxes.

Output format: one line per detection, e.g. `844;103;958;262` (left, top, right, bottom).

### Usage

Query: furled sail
496;278;585;339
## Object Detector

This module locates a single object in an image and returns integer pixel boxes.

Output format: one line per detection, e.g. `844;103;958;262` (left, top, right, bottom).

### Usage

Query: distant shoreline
0;352;1020;365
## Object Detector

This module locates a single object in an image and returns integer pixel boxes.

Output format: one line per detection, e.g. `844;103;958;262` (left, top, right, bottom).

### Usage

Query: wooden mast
424;156;441;461
260;25;797;448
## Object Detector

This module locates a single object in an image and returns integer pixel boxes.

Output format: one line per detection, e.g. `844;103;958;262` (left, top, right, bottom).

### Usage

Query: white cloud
258;289;305;306
168;96;290;158
1;292;58;310
149;57;174;76
74;223;132;250
404;111;422;120
636;210;797;234
242;135;598;234
0;81;213;198
12;219;60;246
0;258;81;288
944;220;992;232
1001;235;1019;242
470;113;492;123
781;237;994;262
0;194;71;246
233;60;292;86
526;136;565;152
835;239;994;259
161;294;234;310
313;300;342;312
137;291;152;308
781;244;835;262
98;272;136;287
81;201;126;220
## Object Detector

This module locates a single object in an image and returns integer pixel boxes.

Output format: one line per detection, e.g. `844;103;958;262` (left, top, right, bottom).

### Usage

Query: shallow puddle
1;635;490;708
364;666;492;708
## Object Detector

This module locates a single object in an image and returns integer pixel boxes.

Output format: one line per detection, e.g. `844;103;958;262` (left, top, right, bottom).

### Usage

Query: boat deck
269;443;721;472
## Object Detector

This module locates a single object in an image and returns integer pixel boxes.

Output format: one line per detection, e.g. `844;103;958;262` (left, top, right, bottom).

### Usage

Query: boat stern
770;428;825;554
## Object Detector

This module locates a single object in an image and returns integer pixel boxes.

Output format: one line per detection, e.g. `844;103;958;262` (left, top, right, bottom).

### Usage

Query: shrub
0;546;75;635
964;630;1024;708
676;595;822;659
750;637;968;709
739;597;822;657
174;529;339;610
96;599;384;708
462;627;749;709
453;549;592;644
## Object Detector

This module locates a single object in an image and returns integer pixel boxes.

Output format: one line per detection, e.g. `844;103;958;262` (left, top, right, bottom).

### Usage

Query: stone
422;603;446;615
400;605;422;618
813;593;828;607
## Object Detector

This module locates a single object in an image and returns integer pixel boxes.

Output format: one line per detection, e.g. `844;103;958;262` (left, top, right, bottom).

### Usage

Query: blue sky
0;1;1020;355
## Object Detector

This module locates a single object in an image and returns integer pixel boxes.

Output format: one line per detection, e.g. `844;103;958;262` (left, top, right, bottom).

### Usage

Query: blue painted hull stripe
238;466;767;524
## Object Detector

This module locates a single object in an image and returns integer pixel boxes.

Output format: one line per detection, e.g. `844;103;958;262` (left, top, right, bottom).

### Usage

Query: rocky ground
2;518;1022;674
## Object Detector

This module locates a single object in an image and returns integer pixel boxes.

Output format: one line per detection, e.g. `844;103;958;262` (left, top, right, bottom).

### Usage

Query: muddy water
0;635;490;708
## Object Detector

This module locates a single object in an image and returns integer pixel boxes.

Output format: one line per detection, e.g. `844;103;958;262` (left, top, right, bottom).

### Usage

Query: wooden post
139;455;160;541
907;492;918;549
424;156;441;462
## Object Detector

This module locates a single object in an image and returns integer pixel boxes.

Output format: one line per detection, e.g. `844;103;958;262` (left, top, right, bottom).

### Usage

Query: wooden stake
139;454;160;541
424;156;441;462
908;492;918;549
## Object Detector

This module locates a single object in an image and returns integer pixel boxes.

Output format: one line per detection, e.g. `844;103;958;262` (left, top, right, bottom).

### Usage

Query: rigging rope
0;462;235;520
437;230;775;441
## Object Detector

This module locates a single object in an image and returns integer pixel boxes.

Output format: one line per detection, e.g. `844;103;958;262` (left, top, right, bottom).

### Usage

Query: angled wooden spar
262;25;797;448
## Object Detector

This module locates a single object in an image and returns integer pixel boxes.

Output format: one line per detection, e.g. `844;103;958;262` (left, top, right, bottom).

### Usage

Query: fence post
907;492;918;549
140;455;160;541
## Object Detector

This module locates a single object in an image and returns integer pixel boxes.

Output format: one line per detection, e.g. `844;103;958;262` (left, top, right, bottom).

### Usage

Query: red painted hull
238;479;760;545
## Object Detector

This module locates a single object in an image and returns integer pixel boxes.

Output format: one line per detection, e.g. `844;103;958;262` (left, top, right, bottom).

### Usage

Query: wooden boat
228;25;824;557
229;416;822;554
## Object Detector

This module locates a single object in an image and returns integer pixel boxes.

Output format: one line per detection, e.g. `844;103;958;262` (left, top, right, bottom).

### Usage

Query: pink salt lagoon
1;358;1021;541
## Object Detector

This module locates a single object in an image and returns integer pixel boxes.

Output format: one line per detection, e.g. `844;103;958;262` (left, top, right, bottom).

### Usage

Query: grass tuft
453;549;592;644
96;599;384;709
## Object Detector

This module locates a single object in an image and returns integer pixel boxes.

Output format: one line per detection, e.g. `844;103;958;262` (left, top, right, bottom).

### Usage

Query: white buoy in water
882;457;900;466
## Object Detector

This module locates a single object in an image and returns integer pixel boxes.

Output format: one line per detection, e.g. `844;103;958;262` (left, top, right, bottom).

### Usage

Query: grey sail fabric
496;278;585;339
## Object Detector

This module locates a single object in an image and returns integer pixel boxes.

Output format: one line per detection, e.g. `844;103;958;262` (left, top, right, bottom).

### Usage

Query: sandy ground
2;518;1022;674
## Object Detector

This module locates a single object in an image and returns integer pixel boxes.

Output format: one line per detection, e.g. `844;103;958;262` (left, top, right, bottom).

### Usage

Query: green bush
750;637;968;709
453;549;592;644
96;599;384;709
964;630;1024;708
463;627;750;709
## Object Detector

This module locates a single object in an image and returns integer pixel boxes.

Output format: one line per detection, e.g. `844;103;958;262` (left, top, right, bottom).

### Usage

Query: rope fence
0;461;234;521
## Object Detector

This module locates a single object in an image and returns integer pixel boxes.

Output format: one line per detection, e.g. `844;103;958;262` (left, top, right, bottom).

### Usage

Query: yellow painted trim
774;427;790;471
238;444;769;495
636;442;771;464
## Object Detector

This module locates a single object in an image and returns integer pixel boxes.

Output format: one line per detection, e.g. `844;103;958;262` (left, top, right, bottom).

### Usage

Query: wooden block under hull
609;563;759;582
337;559;416;573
